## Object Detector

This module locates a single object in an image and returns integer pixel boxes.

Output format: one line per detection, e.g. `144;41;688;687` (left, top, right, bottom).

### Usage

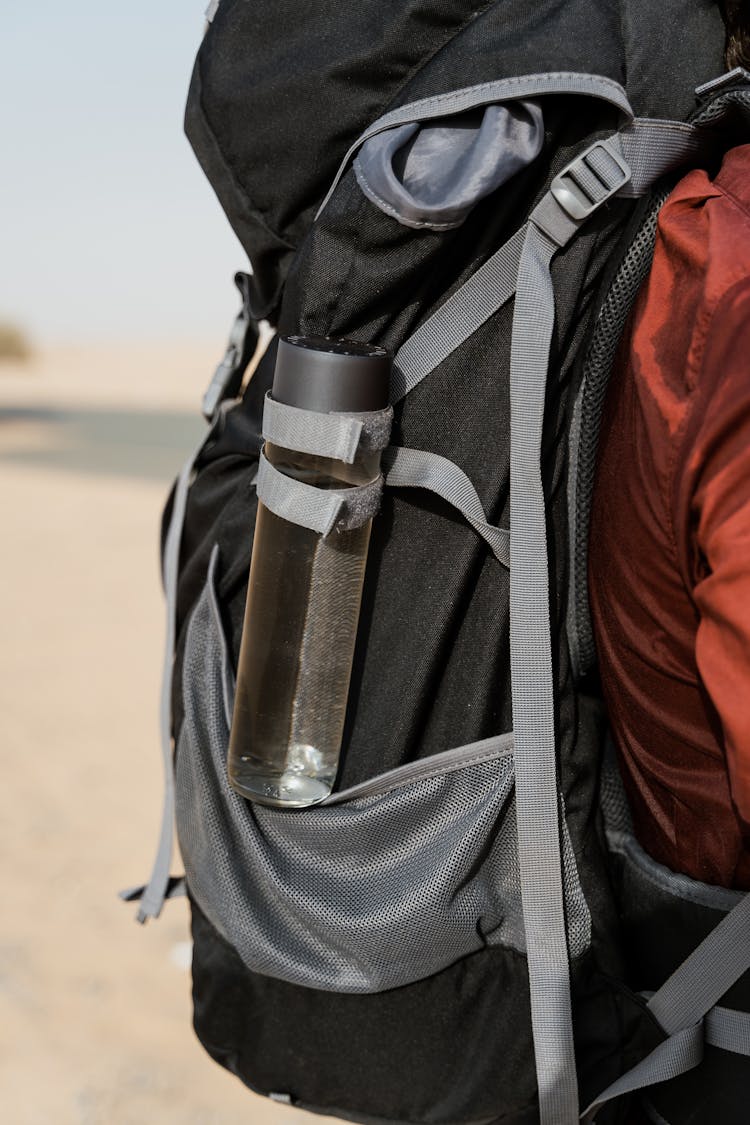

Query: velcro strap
256;449;383;536
262;393;393;463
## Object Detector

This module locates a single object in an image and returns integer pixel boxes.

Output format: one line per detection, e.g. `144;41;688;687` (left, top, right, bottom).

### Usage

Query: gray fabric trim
324;734;516;805
392;226;524;402
579;1023;704;1123
601;750;744;915
509;214;582;1123
205;0;220;21
706;1005;750;1057
262;393;393;462
256;450;383;536
382;445;510;569
318;73;634;218
353;101;544;231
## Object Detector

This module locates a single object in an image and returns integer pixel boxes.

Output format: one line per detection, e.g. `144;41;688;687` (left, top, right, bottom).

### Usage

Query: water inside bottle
227;445;377;807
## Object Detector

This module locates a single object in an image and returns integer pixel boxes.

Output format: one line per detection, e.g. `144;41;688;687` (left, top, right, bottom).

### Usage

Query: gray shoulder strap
507;115;723;1120
509;207;581;1125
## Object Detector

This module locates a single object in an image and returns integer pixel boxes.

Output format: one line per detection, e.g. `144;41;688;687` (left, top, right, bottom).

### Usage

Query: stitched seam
354;158;463;232
668;279;750;594
375;71;630;125
339;750;515;804
712;180;750;224
193;53;296;252
376;0;498;123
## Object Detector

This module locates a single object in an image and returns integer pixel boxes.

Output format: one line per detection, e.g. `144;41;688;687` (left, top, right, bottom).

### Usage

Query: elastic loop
256;450;383;536
262;393;393;463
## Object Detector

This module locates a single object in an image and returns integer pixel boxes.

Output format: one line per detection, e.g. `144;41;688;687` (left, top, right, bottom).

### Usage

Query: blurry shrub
0;323;32;362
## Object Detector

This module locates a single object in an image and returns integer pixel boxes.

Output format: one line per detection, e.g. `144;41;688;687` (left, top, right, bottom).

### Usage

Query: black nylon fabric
607;841;750;1125
173;160;648;1125
170;2;730;1122
186;0;724;318
190;898;654;1125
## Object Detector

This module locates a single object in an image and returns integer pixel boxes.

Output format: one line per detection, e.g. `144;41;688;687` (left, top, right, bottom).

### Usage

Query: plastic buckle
202;310;250;421
695;67;750;102
550;140;631;222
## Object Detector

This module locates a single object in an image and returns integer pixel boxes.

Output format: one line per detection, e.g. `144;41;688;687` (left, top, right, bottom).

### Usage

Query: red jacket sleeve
687;281;750;833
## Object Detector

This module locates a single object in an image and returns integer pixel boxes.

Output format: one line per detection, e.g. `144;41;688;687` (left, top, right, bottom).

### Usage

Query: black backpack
123;3;750;1122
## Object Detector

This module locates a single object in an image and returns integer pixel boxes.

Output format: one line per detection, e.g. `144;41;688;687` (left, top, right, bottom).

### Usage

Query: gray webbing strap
581;892;750;1117
318;73;635;217
579;1022;705;1123
618;118;710;197
706;1004;750;1056
391;226;525;402
133;438;204;922
382;446;510;569
262;393;393;462
497;115;707;1121
647;890;750;1035
579;1003;750;1122
256;450;384;536
509;203;581;1123
389;118;706;407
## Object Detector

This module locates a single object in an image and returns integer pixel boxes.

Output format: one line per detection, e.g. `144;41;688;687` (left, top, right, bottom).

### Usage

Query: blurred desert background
0;4;335;1123
0;342;341;1125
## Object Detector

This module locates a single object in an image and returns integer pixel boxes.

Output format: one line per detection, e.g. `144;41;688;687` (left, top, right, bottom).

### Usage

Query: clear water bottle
227;335;391;807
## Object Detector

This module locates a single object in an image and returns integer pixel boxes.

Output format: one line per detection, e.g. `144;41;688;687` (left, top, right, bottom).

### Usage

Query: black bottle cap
272;335;391;413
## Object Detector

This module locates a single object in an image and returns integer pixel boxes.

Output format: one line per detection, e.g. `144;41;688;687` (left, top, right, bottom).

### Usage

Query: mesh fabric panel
176;563;591;994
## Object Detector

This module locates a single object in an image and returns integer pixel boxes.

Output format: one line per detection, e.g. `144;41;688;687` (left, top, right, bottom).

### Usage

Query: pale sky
1;3;245;344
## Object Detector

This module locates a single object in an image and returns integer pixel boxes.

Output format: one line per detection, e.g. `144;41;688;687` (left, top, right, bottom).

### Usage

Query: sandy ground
0;344;335;1124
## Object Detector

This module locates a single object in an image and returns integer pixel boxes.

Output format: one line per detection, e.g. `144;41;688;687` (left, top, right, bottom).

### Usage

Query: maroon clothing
589;145;750;890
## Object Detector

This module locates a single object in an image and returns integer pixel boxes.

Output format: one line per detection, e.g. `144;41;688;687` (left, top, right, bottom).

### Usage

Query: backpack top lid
187;0;725;320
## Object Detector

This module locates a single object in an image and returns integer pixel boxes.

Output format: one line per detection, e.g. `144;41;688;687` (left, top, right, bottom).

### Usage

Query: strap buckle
202;309;251;421
695;66;750;102
550;139;631;222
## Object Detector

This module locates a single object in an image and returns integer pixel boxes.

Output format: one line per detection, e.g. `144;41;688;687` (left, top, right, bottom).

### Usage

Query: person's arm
689;281;750;832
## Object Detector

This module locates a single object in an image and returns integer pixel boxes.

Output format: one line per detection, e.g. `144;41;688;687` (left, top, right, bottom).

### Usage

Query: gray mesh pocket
175;550;590;993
